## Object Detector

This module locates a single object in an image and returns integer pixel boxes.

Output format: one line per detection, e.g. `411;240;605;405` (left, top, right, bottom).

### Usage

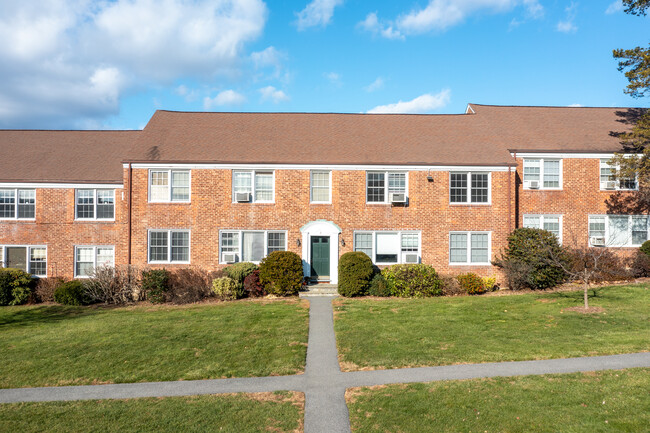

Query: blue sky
0;0;646;130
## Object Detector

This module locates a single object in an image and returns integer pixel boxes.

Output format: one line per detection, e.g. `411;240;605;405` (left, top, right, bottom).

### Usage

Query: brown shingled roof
127;105;642;166
0;130;139;183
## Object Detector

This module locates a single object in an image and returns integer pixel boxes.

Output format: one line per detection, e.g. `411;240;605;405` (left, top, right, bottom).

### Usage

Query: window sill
523;188;563;191
148;261;191;265
74;219;116;222
148;201;191;204
449;262;492;266
0;218;36;221
448;202;492;206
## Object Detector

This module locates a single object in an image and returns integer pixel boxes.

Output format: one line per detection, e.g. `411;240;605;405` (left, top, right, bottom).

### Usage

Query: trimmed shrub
630;250;650;278
440;274;464;296
84;265;142;305
338;252;374;297
0;268;34;306
212;277;242;301
381;264;442;298
457;272;488;295
367;273;391;297
141;269;170;304
244;270;266;297
640;240;650;257
53;280;89;306
225;262;258;291
493;228;567;290
259;251;304;296
167;267;217;304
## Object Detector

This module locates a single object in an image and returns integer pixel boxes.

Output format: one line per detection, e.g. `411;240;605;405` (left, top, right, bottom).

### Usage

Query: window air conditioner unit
235;192;251;202
389;193;407;203
528;180;540;189
604;181;617;190
222;253;237;264
404;254;419;264
590;236;606;247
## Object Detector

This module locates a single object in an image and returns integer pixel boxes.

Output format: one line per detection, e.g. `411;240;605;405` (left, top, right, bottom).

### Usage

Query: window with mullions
310;171;331;203
523;215;562;241
353;231;420;264
366;172;406;203
232;171;274;202
450;172;489;204
219;230;286;263
588;215;650;247
149;170;190;202
600;159;637;190
0;246;47;276
148;230;190;263
75;246;114;278
449;232;490;265
0;189;35;219
75;189;114;220
523;158;561;189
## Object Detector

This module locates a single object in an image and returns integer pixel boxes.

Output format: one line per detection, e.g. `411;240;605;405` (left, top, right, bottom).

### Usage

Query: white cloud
367;90;451;114
203;90;246;109
0;0;268;128
360;1;544;38
295;0;344;30
365;77;385;92
174;85;199;102
324;72;342;86
568;103;583;107
259;86;289;103
557;2;578;33
605;1;623;14
250;46;287;80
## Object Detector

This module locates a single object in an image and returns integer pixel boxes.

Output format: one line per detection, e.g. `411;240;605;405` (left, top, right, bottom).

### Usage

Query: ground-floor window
449;232;491;265
523;214;562;242
148;230;190;263
589;215;649;247
353;231;421;264
75;246;115;278
219;230;287;264
0;245;47;277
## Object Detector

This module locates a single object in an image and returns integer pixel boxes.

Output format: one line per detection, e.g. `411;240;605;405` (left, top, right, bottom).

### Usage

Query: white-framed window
449;232;491;265
0;189;35;220
0;245;47;277
353;231;421;264
149;170;190;202
310;170;331;203
366;171;407;203
599;159;637;191
523;214;562;242
523;158;562;189
74;246;115;278
219;230;287;263
148;230;190;263
232;170;274;203
588;215;649;247
449;172;490;204
75;189;115;220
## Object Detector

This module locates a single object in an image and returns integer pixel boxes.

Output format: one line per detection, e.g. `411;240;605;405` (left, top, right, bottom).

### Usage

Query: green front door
310;236;330;280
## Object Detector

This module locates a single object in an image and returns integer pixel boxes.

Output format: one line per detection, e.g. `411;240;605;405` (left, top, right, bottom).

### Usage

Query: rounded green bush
640;240;650;257
259;251;304;296
212;277;242;301
0;268;34;306
338;252;374;297
141;269;170;304
367;273;391;297
381;264;442;298
225;262;258;291
53;280;89;306
457;272;488;295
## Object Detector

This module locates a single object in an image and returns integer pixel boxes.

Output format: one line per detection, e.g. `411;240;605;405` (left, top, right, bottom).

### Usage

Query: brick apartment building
0;104;644;284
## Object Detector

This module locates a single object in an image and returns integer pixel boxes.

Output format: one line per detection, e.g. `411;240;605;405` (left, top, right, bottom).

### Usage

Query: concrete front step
299;284;339;297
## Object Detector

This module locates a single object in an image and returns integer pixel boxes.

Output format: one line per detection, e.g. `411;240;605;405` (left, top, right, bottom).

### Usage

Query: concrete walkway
2;297;650;433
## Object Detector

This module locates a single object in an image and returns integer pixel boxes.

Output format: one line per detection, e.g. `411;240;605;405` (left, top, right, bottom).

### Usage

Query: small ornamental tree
338;252;374;297
493;228;567;290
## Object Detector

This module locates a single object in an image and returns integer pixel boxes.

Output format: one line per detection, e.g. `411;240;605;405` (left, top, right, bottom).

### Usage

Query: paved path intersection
2;297;649;432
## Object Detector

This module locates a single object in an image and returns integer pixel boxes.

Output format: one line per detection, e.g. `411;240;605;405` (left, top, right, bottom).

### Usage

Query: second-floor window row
523;158;561;189
600;159;637;190
367;172;407;204
0;189;35;219
233;170;274;203
76;189;115;220
150;170;190;202
450;172;489;204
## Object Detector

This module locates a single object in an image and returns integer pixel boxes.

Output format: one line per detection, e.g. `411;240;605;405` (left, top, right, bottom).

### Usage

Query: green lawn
0;391;303;433
0;299;308;388
347;368;650;433
335;284;650;370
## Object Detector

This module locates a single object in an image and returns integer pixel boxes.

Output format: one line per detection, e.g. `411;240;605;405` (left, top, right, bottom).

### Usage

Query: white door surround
300;220;341;284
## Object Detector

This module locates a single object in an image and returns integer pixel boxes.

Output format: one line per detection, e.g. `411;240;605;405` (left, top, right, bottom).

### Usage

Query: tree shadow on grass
0;305;104;329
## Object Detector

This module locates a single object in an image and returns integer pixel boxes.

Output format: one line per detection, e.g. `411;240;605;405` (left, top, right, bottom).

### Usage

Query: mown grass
334;284;649;370
347;368;650;433
0;299;309;388
0;391;303;433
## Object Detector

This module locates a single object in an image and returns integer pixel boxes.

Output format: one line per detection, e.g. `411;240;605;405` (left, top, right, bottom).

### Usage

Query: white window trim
523;214;563;243
588;215;649;248
231;170;276;204
0;245;47;277
310;170;332;204
73;245;115;279
523;158;563;190
449;172;492;205
147;229;191;264
448;231;492;266
599;159;638;191
218;230;288;264
148;169;191;203
0;188;36;221
352;230;421;265
75;189;116;221
365;171;409;205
